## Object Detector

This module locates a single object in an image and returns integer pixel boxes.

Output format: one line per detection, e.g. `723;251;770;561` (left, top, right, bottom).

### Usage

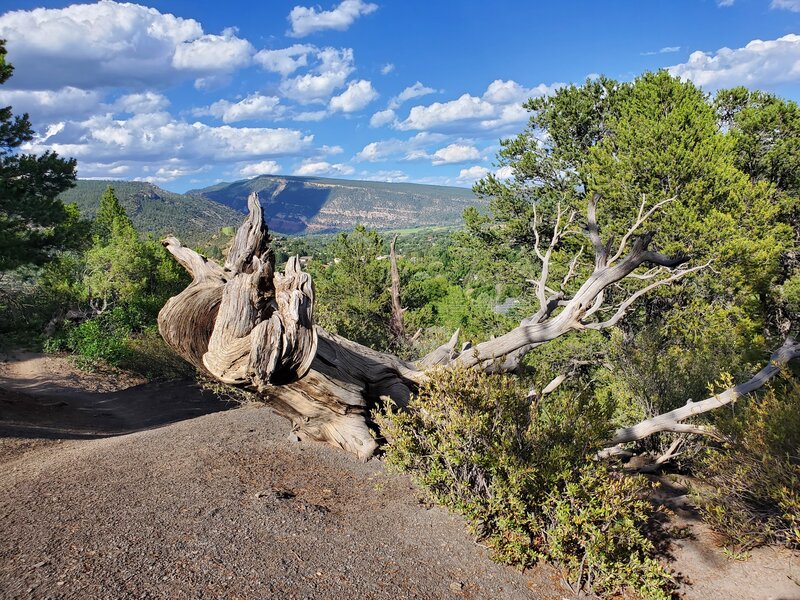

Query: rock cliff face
188;175;484;234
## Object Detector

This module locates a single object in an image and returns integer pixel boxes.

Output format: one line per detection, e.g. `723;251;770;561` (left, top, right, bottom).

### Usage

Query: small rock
449;581;463;592
287;432;300;443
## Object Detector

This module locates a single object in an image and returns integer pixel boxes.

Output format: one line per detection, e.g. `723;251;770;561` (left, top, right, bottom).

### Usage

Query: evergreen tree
0;39;84;271
93;186;133;244
466;71;791;427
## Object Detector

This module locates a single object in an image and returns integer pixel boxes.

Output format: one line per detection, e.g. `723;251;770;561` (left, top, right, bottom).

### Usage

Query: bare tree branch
597;337;800;458
585;261;710;330
607;195;675;265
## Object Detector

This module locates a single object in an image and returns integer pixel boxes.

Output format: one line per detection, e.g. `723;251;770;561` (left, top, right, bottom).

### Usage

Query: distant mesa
187;175;484;234
60;175;485;237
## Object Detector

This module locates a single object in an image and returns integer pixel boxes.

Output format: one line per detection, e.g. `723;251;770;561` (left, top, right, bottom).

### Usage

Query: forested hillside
58;180;242;245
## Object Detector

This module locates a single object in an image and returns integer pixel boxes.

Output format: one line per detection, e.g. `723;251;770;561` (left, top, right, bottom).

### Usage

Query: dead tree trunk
159;192;699;459
388;234;406;344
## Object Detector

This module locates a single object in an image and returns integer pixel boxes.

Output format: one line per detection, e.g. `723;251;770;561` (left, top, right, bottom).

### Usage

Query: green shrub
45;310;131;366
695;377;800;550
376;368;673;599
44;308;192;379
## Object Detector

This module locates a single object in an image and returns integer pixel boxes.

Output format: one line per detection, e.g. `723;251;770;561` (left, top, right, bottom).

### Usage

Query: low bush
695;377;800;550
376;368;673;599
44;307;192;379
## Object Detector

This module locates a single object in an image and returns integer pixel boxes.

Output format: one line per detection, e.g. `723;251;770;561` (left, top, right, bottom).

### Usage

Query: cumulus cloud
396;79;560;133
359;169;408;182
239;160;282;177
771;0;800;10
279;47;355;103
381;63;395;75
293;160;355;176
287;0;378;37
400;94;494;131
172;27;253;72
196;93;283;123
431;143;481;165
668;34;800;88
22;111;313;183
254;44;315;76
0;87;101;122
0;2;252;90
388;81;436;109
113;92;170;114
329;79;378;112
356;132;447;162
717;0;735;6
370;108;397;127
321;144;344;154
457;165;489;183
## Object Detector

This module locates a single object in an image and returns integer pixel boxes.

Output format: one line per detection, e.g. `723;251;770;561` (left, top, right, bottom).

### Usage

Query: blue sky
1;0;800;192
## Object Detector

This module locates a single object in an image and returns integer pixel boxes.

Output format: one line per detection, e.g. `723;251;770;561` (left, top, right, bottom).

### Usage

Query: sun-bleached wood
159;192;700;458
598;337;800;459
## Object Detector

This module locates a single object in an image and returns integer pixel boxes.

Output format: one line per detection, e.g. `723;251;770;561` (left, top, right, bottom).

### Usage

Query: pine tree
0;39;84;270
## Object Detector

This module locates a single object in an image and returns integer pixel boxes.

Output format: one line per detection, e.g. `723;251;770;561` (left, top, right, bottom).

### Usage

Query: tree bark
159;192;696;459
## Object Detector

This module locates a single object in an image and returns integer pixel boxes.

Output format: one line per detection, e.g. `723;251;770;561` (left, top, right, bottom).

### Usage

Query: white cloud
293;110;329;121
388;81;436;109
114;92;170;114
399;94;494;131
329;79;378;112
771;0;800;10
172;27;253;72
495;165;514;180
294;160;355;176
22;111;314;183
279;47;355;103
197;93;282;123
239;160;282;177
254;44;315;76
0;2;251;90
287;0;378;37
381;63;395;75
0;87;101;122
359;169;408;182
397;79;560;133
457;165;489;183
431;143;481;165
321;144;344;154
641;46;681;56
717;0;735;6
668;34;800;88
193;74;233;91
356;132;447;162
370;108;397;127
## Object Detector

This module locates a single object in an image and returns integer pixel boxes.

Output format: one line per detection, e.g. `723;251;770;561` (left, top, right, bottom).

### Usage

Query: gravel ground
1;353;798;600
0;405;560;599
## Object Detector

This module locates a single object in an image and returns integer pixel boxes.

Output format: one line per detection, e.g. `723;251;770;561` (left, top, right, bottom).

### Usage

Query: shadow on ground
0;380;233;441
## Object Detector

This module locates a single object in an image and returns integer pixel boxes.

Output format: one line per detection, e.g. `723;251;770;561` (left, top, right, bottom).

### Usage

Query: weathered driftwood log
159;193;421;460
159;192;699;459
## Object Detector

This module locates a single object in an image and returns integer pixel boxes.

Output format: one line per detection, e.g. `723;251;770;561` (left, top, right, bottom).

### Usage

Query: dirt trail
0;353;798;599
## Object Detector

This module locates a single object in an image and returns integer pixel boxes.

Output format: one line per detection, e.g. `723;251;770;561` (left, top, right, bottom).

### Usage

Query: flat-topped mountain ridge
188;175;483;234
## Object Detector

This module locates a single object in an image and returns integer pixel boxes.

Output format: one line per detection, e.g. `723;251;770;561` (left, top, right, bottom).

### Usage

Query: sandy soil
0;352;798;599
